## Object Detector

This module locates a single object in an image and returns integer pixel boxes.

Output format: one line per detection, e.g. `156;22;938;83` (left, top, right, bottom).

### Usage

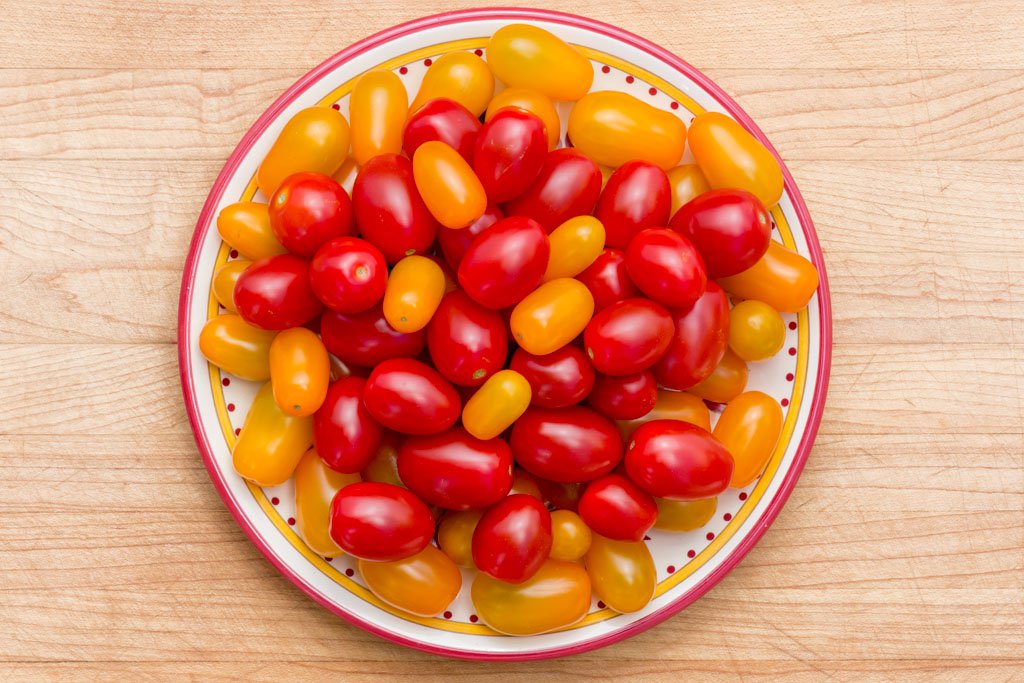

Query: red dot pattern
625;75;635;84
706;532;715;541
229;249;239;259
424;58;432;66
399;66;408;75
234;428;241;436
345;568;354;577
227;403;235;412
739;492;748;501
788;347;797;356
789;321;797;330
781;398;790;407
601;65;610;73
666;565;675;574
596;601;606;609
469;614;478;623
287;517;296;526
723;513;732;521
648;87;657;96
222;377;230;387
331;103;340;111
786;373;794;382
670;101;679;110
473;49;483;56
443;610;453;619
271;497;279;506
687;549;696;559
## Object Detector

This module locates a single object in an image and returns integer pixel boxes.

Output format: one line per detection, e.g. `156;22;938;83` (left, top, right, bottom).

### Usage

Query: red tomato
427;291;508;386
625;229;707;310
624;420;734;501
320;303;425;367
473;108;548;203
397;428;513;510
583;298;674;376
505;148;602;232
510;406;622;483
313;377;383;474
351;154;439;264
457;216;549;309
363;358;461;435
670;188;771;277
328;482;434;561
594;161;671;249
586;371;657;421
577;249;640;312
437;204;503;271
268;172;353;257
472;494;552;583
653;281;730;390
309;236;387;313
402;97;481;162
578;474;657;541
509;346;595;408
535;478;583;512
234;254;323;330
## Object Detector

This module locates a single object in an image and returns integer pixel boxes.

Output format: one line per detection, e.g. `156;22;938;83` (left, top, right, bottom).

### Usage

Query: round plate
178;8;832;661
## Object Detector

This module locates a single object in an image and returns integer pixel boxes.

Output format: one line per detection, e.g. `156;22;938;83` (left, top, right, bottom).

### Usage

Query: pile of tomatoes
200;23;820;635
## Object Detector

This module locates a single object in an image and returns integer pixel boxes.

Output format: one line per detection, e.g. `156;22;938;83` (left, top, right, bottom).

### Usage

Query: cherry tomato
536;478;583;512
437;509;483;567
412;140;487;229
688;111;784;208
313;377;384;473
509;468;542;498
436;204;503;270
625;420;734;500
320;303;425;367
509;346;595;409
670;188;770;278
234;254;323;330
269;327;330;417
688;348;748;403
462;370;532;440
594;161;671;249
510;406;622;483
579;474;657;542
617;389;711;439
363;358;460;435
350;70;408;165
568;91;686;169
577;248;640;312
360;431;404;486
457;216;549;309
257;106;350;198
729;299;786;361
267;172;353;257
233;381;313;486
583;298;674;376
653;281;730;390
213;259;251;312
359;545;461;617
473;108;548;203
294;449;359;557
655;496;717;532
549;509;592;561
426;290;508;387
198;314;277;381
717;241;820;313
328;481;434;561
586;371;658;421
398;427;513;510
510;278;594;356
666;164;711;216
410;51;494;117
352;154;439;264
472;559;591;635
486;87;561;150
714;391;784;488
216;202;286;261
585;534;655;613
402;97;480;162
542;215;605;281
625;228;707;310
472;494;552;583
309;236;387;314
486;24;593;101
332;156;359;188
504;148;602;233
382;255;446;334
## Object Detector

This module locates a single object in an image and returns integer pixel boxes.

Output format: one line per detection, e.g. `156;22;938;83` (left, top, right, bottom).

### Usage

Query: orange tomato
410;51;494;116
462;369;532;440
199;314;277;381
617;389;711;439
487;24;593;102
509;469;542;498
666;164;711;215
412;140;487;229
256;106;350;198
729;299;786;361
359;545;462;617
437;509;483;567
382;254;447;333
486;87;561;150
688;111;783;208
216;202;286;261
568;91;686;169
714;391;784;488
269;327;330;417
350;70;408;166
542;216;606;281
471;559;592;635
585;534;655;613
360;434;404;487
654;496;717;532
212;259;251;313
294;449;359;557
550;510;592;561
232;382;314;486
717;241;820;313
688;348;748;404
510;278;595;356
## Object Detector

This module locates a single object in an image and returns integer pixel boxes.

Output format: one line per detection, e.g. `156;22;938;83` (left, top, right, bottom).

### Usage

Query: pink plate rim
177;6;833;661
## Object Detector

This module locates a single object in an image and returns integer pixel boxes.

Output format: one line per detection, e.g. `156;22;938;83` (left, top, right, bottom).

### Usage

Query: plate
178;8;832;661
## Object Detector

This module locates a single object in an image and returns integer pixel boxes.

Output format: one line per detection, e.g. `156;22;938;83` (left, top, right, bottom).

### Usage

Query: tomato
472;559;591;635
536;478;583;512
320;303;425;367
360;431;404;486
462;370;532;440
714;391;784;488
350;70;408;166
212;259;251;312
328;481;434;561
617;389;711;439
402;97;480;162
332;156;359;188
437;509;482;567
579;474;657;542
549;509;592;561
486;87;561;150
625;420;734;500
359;545;461;617
473;108;548;203
397;427;513;510
457;216;549;309
234;254;323;330
577;248;639;312
510;406;622;483
216;202;287;261
666;164;711;216
294;449;359;557
486;24;593;101
382;255;446;334
267;172;353;257
232;382;313;486
351;154;439;264
309;236;387;314
472;494;552;583
509;468;542;498
670;188;770;278
257;106;350;198
313;377;384;473
717;241;820;313
510;278;594;356
688;111;784;208
568;91;686;169
729;299;786;361
688;348;748;403
583;298;674;376
542;215;605;281
363;358;461;435
510;346;595;409
412;140;487;229
653;281;730;390
269;327;330;417
655;496;717;532
586;371;658;421
410;51;494;117
198;314;276;381
504;148;602;232
594;161;671;249
625;228;707;310
425;291;508;388
585;534;655;613
436;204;503;270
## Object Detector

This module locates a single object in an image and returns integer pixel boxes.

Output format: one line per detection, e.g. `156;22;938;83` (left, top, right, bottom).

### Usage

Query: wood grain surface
1;1;1022;680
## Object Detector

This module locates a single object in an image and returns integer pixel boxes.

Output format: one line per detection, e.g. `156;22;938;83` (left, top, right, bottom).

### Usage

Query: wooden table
2;1;1022;679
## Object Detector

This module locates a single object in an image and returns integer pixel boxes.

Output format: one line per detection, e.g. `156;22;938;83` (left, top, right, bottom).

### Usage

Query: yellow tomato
199;314;277;381
509;468;542;498
294;449;359;557
256;106;350;198
437;509;483;567
359;545;462;617
331;156;359;189
543;216;606;281
232;382;314;486
655;497;717;532
550;510;592;562
585;534;656;613
216;202;286;261
688;349;748;404
617;389;711;439
410;51;494;117
360;434;404;487
349;70;408;166
729;299;786;361
510;278;594;356
486;24;593;102
411;141;487;229
717;241;820;313
486;87;561;149
471;559;592;635
212;259;251;313
666;164;711;215
268;327;330;417
688;111;784;208
568;91;686;169
382;254;446;333
462;370;532;440
714;391;784;488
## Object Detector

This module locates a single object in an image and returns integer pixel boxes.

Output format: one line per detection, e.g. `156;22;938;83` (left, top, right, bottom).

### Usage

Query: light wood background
1;1;1022;680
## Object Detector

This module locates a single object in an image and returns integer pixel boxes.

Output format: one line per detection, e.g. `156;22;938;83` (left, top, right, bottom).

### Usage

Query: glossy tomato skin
360;431;405;487
549;509;592;561
542;215;605;281
595;161;672;249
268;172;354;257
234;254;324;330
568;91;686;169
666;164;711;216
714;390;784;488
504;149;602;233
309;236;387;314
471;559;591;636
217;202;286;261
402;97;481;163
349;70;408;166
509;278;594;356
313;377;384;474
269;327;330;417
320;304;425;367
457;216;549;309
232;382;313;487
509;346;595;408
583;298;674;376
586;371;658;421
358;545;462;618
412;140;488;229
328;482;435;561
510;406;623;483
578;474;657;541
717;241;820;313
486;24;593;101
653;281;730;390
473;108;548;203
381;255;446;334
198;314;277;381
211;262;248;311
577;249;640;312
363;358;461;435
294;449;359;557
257;106;349;198
688;111;783;208
625;228;707;310
617;389;711;439
426;291;508;387
585;534;655;613
472;494;552;583
410;51;494;117
688;348;748;404
536;478;583;512
397;427;513;510
670;188;771;278
728;299;786;361
462;370;532;441
436;204;503;271
486;87;561;150
625;420;734;500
